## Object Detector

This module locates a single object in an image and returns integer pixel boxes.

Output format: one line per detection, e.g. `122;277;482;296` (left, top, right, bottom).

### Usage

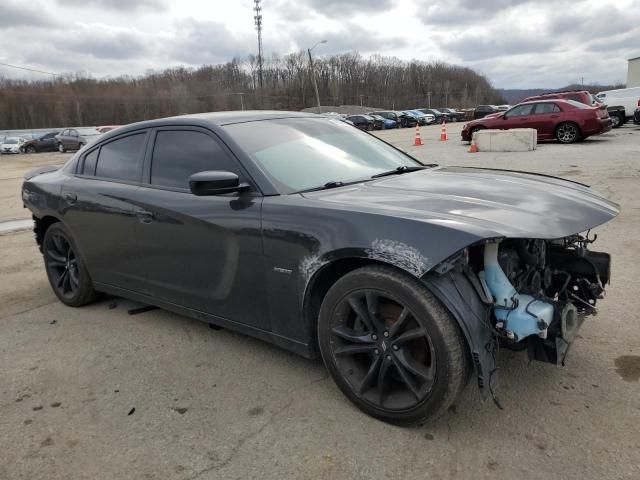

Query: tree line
0;52;506;129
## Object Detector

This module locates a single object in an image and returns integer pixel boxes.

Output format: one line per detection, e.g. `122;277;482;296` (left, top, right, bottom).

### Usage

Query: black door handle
64;193;77;204
135;210;154;224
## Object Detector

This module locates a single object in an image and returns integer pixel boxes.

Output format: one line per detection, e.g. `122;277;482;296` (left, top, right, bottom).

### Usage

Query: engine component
480;241;555;341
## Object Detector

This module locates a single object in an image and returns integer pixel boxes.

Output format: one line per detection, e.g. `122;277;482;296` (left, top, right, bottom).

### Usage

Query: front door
502;103;535;129
130;127;267;330
528;102;562;139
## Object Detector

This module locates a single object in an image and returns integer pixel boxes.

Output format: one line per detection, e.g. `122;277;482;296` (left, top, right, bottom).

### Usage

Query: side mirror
189;171;249;196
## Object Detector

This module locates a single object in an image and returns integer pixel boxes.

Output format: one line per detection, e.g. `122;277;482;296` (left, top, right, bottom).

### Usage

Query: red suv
461;99;612;144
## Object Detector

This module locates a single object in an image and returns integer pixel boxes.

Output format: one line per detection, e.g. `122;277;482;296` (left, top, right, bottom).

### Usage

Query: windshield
4;138;18;144
566;99;591;109
224;118;422;194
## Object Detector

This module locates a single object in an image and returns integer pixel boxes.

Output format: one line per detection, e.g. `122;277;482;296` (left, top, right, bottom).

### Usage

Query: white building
628;56;640;88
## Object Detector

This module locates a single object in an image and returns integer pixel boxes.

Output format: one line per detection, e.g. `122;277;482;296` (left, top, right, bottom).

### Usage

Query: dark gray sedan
22;111;618;424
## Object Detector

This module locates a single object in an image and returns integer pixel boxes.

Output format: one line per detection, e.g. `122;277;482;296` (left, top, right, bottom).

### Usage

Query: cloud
0;1;56;28
56;0;167;10
298;0;394;16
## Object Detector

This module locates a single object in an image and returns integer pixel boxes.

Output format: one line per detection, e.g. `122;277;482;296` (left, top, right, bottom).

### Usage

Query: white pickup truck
595;87;640;126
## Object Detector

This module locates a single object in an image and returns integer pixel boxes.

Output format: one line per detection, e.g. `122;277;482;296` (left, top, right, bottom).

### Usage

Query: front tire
26;145;37;154
58;143;66;153
318;265;470;425
555;122;580;144
43;222;99;307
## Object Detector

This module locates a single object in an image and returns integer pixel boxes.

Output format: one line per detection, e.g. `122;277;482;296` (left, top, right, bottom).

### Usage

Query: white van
595;87;640;120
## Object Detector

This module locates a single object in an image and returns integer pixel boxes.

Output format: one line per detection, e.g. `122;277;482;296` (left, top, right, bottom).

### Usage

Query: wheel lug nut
386;355;392;361
374;349;379;355
371;334;377;340
383;331;389;337
392;345;398;351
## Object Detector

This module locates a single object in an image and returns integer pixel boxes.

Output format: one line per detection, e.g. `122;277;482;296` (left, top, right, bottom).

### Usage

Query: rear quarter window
95;133;147;182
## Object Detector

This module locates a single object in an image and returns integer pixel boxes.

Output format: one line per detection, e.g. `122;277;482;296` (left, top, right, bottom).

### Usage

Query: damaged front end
425;232;611;400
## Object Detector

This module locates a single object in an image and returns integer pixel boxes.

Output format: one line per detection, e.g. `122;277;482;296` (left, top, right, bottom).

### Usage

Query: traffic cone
439;120;448;141
468;138;478;153
413;124;423;146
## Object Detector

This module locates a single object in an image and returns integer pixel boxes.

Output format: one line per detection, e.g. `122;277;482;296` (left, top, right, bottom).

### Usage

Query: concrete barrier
473;128;537;152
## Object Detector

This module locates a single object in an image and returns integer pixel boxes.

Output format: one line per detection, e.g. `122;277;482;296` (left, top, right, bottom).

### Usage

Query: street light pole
307;40;326;112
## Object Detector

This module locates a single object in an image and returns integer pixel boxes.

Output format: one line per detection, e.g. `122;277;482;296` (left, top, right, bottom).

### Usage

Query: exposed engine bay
473;233;610;365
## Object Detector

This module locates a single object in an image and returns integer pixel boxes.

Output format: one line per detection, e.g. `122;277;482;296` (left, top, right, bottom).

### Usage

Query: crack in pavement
0;301;58;321
185;372;329;480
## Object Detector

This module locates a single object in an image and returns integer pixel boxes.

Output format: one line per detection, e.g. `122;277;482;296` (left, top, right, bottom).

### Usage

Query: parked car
22;111;618;424
595;87;640;126
523;90;623;128
461;99;612;143
55;128;102;152
473;105;500;119
346;115;375;131
97;125;121;133
417;108;450;123
369;114;397;129
369;111;417;128
20;131;60;153
495;105;511;111
435;108;465;122
1;137;27;154
407;110;436;125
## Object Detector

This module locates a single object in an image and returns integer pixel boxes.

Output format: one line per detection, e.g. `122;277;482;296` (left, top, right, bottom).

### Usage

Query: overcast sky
1;0;638;88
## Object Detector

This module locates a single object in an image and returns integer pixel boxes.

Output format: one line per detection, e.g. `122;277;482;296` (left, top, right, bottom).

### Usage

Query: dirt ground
1;123;639;480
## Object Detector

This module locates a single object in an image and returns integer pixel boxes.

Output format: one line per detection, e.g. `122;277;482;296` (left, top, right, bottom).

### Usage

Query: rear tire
318;265;470;425
43;222;99;307
610;113;623;128
26;145;37;154
555;122;580;144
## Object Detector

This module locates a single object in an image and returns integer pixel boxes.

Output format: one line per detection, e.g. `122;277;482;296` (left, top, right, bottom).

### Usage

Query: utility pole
307;40;326;112
253;0;264;89
427;91;432;108
359;94;364;107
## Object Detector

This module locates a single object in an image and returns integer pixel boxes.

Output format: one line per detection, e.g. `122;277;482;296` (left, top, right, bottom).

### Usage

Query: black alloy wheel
43;223;98;306
26;145;37;154
318;266;469;425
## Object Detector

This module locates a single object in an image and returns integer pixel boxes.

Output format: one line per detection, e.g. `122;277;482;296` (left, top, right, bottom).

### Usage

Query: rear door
62;130;149;291
130;126;267;329
529;103;562;139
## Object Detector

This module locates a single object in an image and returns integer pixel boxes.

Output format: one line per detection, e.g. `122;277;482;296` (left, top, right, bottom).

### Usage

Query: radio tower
253;0;264;88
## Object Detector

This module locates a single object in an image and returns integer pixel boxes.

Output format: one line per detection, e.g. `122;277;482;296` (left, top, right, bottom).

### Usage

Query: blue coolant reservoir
480;242;554;341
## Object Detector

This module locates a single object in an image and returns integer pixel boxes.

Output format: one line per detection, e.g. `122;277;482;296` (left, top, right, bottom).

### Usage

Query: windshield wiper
295;180;347;194
371;165;429;179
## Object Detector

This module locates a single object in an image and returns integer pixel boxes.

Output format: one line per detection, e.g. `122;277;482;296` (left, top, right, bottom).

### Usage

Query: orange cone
439;120;448;141
468;138;478;153
413;124;423;146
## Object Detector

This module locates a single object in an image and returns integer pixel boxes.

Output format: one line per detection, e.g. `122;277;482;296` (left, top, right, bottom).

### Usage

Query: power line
0;61;62;77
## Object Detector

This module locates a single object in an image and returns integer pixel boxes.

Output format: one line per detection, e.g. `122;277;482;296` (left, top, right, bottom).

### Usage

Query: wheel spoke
46;250;66;267
391;355;421;399
52;234;66;256
331;325;373;344
394;327;426;345
357;355;382;394
394;349;434;383
69;268;80;290
56;269;68;289
389;307;410;338
376;357;391;405
364;292;385;332
348;296;376;332
334;344;376;356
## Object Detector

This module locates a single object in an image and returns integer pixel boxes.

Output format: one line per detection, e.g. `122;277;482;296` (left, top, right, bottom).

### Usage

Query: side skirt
94;282;315;359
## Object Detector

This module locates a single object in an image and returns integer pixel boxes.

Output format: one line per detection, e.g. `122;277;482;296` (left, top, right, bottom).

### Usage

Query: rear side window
567;94;584;103
82;149;99;175
534;103;561;114
95;133;146;182
150;130;239;190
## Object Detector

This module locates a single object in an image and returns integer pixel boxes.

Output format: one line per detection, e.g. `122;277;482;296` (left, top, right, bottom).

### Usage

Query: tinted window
567;94;584;103
82;149;99;175
507;104;534;117
95;133;146;182
151;130;239;189
534;103;560;114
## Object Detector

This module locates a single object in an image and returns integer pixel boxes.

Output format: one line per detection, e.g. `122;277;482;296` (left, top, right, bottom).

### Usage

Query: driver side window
507;104;534;117
150;130;241;190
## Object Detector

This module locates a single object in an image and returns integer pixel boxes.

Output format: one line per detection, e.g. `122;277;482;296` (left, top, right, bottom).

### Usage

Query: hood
302;166;619;239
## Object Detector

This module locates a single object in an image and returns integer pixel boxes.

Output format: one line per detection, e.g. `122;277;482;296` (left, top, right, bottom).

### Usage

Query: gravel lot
1;122;639;480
